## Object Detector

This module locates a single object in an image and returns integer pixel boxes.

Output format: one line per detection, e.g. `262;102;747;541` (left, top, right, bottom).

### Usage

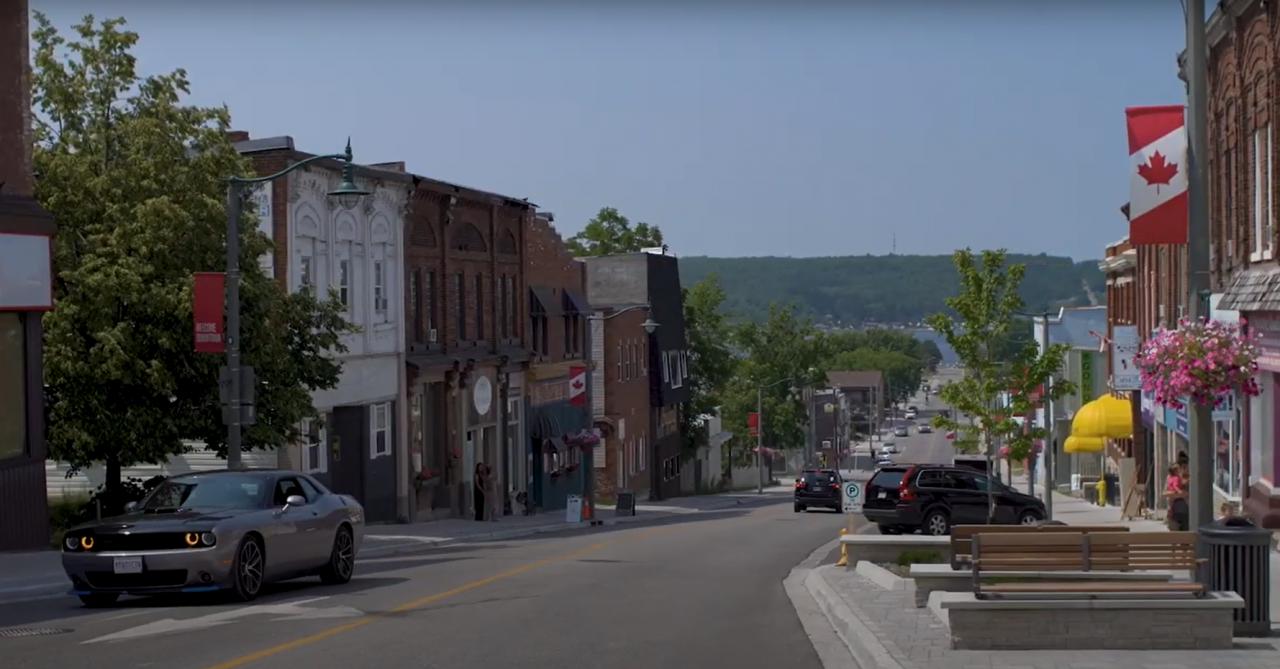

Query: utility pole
756;386;764;494
1185;0;1213;531
1040;314;1055;520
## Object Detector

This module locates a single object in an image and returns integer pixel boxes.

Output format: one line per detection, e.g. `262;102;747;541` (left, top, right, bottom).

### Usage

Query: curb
0;580;70;605
805;565;905;669
361;494;774;559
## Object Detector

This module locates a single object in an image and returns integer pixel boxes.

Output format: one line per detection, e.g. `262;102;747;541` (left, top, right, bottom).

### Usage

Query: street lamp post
1014;309;1057;521
756;371;814;494
223;140;369;470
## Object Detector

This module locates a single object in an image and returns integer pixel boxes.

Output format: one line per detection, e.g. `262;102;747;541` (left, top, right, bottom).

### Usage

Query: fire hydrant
1095;477;1107;507
834;528;849;567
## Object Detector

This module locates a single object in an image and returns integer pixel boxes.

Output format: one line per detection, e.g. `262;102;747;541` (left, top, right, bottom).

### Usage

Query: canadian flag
568;365;587;407
1126;105;1188;245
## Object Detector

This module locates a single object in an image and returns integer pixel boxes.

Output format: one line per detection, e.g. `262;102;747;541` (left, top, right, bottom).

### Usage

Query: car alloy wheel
321;526;355;585
924;510;950;536
233;537;264;601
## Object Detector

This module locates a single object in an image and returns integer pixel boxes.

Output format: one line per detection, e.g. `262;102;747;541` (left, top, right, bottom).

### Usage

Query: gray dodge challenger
61;470;364;607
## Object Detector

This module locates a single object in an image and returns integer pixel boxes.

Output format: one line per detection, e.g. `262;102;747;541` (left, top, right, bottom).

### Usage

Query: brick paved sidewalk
807;563;1280;669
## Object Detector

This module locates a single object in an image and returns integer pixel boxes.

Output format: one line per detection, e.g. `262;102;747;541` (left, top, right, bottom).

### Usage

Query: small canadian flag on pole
1126;105;1188;245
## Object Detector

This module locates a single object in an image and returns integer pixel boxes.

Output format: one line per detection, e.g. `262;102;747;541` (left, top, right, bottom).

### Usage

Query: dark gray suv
861;464;1045;535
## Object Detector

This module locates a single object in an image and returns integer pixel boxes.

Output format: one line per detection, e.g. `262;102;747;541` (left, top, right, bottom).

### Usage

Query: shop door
329;405;367;507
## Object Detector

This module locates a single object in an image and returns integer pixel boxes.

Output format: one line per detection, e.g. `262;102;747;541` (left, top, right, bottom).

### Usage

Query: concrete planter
839;534;950;566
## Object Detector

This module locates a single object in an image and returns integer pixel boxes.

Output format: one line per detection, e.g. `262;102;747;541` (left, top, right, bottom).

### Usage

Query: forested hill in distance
678;253;1104;325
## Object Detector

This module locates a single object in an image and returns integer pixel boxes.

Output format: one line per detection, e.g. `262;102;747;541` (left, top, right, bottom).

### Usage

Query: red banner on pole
747;412;760;437
569;365;587;406
193;272;225;353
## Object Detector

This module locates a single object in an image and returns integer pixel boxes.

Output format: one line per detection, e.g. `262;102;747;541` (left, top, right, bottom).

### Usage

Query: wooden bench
949;524;1129;570
971;531;1205;599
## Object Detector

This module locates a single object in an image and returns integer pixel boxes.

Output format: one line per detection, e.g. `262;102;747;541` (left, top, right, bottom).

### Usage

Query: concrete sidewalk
0;486;791;604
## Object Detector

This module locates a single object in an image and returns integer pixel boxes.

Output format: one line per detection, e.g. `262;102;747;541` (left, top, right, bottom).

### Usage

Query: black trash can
1199;517;1272;637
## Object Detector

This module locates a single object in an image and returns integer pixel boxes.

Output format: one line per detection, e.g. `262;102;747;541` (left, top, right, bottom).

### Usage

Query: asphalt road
1;491;855;669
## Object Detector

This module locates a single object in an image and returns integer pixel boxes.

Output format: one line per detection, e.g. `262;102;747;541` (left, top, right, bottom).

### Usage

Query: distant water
911;329;959;365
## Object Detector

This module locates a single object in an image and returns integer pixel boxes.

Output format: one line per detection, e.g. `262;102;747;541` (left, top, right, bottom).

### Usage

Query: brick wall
1207;0;1275;285
403;182;527;353
594;308;652;499
525;215;587;364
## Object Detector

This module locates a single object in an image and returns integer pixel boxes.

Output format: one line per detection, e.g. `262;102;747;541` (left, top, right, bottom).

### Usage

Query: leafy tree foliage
565;207;664;256
33;15;352;508
926;250;1072;466
721;305;826;462
679;254;1103;325
678;276;737;457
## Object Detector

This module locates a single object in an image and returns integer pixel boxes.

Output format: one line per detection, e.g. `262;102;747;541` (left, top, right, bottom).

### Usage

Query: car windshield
141;475;266;512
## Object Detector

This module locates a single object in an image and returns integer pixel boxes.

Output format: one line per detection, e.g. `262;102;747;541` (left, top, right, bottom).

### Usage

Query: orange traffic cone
834;528;849;567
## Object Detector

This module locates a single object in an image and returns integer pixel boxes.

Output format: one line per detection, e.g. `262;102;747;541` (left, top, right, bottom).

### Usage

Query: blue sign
1157;396;1190;439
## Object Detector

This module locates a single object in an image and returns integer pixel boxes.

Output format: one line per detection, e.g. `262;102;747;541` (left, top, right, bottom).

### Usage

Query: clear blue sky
32;0;1188;261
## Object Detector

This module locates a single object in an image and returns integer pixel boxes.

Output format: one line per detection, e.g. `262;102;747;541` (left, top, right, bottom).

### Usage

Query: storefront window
1213;396;1242;499
0;314;26;460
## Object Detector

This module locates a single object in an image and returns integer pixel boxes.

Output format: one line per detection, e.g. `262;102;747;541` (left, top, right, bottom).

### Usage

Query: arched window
452;223;488;253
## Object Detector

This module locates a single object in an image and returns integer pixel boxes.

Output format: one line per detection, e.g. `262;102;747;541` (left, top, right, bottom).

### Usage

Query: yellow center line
202;530;655;669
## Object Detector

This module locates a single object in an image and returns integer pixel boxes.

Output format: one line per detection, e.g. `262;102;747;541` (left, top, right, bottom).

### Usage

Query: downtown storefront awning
1066;394;1133;452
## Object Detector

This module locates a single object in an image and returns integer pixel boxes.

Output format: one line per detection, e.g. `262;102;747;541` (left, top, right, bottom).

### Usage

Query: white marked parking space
82;596;362;644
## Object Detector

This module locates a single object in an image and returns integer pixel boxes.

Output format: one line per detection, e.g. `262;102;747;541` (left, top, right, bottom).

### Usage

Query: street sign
841;481;863;514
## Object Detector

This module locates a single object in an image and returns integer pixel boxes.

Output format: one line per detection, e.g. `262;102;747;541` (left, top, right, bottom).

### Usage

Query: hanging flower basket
563;430;601;449
1136;319;1261;409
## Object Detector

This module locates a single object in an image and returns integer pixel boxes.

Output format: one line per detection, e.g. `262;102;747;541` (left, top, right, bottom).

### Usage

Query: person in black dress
474;462;487;521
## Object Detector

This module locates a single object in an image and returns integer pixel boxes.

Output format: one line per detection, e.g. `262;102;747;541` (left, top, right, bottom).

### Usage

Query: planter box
839;534;950;566
941;592;1243;650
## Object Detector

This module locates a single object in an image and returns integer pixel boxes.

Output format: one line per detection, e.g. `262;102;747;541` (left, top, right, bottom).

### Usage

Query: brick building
587;252;690;502
1099;235;1149;510
1204;0;1278;524
524;213;591;512
232;134;413;523
402;172;532;521
0;0;55;550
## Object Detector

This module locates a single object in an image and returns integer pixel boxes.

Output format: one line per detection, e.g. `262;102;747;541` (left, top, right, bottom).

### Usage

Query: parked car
893;425;910;437
904;409;918;420
794;469;842;512
876;456;894;467
917;424;933;434
861;464;1045;535
61;470;365;607
879;444;898;455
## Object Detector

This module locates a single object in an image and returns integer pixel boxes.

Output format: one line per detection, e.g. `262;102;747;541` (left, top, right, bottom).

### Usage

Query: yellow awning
1064;435;1105;453
1069;395;1133;440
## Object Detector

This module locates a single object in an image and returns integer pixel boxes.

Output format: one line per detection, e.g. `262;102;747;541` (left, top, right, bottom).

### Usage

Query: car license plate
113;556;143;574
878;491;887;499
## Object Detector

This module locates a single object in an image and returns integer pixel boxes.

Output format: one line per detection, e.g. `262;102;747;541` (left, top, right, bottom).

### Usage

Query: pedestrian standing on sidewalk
474;462;488;522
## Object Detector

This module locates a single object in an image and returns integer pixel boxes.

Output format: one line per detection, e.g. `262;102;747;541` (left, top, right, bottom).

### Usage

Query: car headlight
79;535;94;551
64;535;79;551
200;532;216;547
184;532;200;547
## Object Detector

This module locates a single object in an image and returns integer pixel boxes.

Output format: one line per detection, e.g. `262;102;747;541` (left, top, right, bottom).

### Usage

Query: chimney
227;130;250;144
370;161;406;173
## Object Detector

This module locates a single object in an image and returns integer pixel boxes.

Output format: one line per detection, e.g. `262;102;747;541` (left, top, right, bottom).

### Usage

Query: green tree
830;348;923;406
724;304;825;463
678;276;737;458
566;207;664;256
33;15;353;509
926;250;1072;471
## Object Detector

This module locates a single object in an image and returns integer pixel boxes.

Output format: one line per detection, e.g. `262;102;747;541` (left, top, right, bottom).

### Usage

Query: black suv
861;464;1045;535
794;469;842;512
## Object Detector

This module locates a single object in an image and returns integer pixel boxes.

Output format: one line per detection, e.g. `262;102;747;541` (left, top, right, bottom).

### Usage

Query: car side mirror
283;494;306;511
123;501;138;513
